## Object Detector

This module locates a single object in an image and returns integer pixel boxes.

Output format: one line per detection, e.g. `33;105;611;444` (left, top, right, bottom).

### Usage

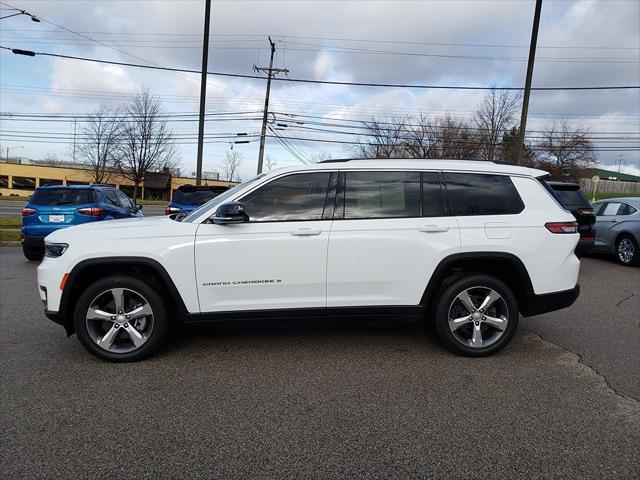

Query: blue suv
21;185;142;261
165;184;228;217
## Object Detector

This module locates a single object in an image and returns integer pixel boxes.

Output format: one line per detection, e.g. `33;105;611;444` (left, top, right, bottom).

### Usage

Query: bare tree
221;150;243;182
536;119;596;177
264;155;277;171
429;114;480;159
75;105;122;184
403;113;437;158
41;152;64;167
309;151;333;163
117;90;178;202
354;117;408;158
474;89;521;161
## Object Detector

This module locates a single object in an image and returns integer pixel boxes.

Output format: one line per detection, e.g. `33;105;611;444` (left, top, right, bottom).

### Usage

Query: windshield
31;188;95;206
173;189;220;205
181;174;267;222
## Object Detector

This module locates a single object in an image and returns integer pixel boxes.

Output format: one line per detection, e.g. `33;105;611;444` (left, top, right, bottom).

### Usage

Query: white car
37;159;581;362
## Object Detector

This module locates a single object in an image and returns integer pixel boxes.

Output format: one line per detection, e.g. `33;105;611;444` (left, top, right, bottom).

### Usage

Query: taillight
165;207;181;215
545;222;578;234
576;208;593;215
77;207;103;216
22;207;37;217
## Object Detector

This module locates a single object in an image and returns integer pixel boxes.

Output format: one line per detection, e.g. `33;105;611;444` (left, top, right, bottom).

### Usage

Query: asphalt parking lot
1;248;638;479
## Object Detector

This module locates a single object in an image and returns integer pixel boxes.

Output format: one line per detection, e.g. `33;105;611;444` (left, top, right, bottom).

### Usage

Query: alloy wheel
447;286;509;349
617;238;635;264
85;288;154;353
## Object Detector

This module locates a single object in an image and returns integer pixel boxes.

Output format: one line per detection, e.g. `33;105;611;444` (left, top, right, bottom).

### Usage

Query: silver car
590;197;640;266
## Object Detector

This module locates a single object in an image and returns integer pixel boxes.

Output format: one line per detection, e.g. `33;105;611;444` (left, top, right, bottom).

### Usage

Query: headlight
45;242;68;258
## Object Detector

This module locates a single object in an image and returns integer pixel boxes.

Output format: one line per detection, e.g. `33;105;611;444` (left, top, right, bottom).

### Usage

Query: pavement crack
526;330;640;405
616;292;634;307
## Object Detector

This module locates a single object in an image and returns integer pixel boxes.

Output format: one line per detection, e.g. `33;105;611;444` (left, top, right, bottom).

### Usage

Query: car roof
593;197;640;207
271;158;548;177
36;185;96;190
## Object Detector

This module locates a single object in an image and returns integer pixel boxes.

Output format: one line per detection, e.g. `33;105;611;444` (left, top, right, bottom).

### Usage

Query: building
0;161;237;200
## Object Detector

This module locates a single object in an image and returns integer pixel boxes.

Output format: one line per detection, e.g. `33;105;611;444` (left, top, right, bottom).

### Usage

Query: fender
49;256;189;335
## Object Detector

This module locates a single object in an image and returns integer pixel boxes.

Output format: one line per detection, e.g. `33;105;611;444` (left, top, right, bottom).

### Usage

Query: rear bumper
575;238;595;254
521;284;580;317
21;235;45;248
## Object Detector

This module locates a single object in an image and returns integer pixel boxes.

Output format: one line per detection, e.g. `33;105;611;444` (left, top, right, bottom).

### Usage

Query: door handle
418;225;450;233
290;228;322;236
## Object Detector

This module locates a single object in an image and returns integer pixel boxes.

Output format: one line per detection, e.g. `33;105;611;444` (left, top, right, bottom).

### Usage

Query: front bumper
521;284;580;317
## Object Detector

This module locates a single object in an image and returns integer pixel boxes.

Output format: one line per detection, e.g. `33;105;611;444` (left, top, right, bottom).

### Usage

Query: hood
45;215;194;243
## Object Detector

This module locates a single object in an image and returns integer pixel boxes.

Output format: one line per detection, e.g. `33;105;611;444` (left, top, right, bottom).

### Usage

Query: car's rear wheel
615;234;639;266
22;246;44;261
434;274;519;357
73;275;169;362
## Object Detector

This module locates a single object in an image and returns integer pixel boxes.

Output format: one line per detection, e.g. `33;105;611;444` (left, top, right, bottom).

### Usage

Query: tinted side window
242;172;331;221
619;203;638;216
444;173;524;216
422;172;446;217
115;190;133;209
103;190;120;207
343;171;420;219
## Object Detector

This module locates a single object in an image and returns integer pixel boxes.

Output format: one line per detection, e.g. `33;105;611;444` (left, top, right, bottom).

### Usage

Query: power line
4;46;640;91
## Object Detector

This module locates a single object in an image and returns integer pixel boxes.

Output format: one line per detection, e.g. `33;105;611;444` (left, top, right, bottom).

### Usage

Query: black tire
73;275;169;362
434;274;519;357
23;245;44;261
615;234;639;267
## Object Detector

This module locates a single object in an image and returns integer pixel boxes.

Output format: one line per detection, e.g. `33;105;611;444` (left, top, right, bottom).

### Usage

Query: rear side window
30;188;95;206
444;173;524;216
242;172;331;222
344;171;421;219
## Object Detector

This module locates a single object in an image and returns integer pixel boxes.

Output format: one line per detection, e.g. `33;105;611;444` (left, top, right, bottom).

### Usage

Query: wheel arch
58;257;188;336
421;252;536;316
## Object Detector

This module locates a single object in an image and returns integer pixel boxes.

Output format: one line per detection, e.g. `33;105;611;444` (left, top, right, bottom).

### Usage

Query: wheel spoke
112;288;125;313
124;325;145;348
97;325;119;350
457;290;476;313
483;315;507;332
449;316;472;332
126;303;152;320
86;308;113;321
478;290;501;312
471;323;483;347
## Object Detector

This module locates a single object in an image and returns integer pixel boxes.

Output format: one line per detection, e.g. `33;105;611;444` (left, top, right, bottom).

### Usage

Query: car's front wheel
22;245;44;261
73;275;169;362
615;234;639;266
434;274;519;357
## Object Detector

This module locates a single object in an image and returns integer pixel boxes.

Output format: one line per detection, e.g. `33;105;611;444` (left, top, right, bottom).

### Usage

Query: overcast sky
1;0;639;180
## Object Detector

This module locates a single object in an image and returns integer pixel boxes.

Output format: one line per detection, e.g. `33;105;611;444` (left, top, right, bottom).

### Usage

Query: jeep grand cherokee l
37;160;580;362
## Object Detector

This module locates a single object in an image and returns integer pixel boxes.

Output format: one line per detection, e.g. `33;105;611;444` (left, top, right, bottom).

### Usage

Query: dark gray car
590;197;640;266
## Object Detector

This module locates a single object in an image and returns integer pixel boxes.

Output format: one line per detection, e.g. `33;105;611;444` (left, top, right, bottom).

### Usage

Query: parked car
165;184;228;217
37;159;580;362
22;184;142;261
544;181;595;254
589;197;640;266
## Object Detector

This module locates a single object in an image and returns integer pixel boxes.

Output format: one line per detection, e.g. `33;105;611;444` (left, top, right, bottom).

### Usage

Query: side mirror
211;202;249;224
135;204;143;211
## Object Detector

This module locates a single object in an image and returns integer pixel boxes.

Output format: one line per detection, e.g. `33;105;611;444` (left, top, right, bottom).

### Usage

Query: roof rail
89;183;114;187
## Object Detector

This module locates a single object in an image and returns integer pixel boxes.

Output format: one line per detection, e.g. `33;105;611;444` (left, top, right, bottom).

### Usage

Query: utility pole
254;37;288;174
72;116;77;161
516;0;542;166
617;154;625;173
195;0;212;186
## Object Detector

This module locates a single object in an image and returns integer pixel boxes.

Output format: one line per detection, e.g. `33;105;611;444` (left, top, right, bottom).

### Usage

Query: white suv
37;159;581;362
